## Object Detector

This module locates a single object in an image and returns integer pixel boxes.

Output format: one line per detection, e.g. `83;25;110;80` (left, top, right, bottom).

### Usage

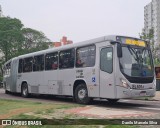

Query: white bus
3;35;156;104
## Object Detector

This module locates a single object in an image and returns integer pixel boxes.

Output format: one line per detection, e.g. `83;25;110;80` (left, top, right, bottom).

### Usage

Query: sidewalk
152;91;160;101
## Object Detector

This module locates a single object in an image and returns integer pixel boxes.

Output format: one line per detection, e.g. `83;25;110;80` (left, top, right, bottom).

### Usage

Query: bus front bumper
116;87;156;99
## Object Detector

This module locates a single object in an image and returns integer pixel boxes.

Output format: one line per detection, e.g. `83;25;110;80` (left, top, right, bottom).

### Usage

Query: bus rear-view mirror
117;43;122;58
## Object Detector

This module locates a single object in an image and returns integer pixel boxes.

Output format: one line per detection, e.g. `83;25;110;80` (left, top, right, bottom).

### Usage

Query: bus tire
21;83;29;98
4;84;10;94
75;84;91;104
107;99;119;103
5;90;9;94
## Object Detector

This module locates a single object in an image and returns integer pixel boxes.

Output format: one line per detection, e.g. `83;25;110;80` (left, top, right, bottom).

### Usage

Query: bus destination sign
125;39;146;47
116;36;146;47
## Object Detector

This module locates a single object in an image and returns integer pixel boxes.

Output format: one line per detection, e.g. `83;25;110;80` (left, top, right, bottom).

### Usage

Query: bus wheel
75;84;91;104
5;90;9;94
4;84;9;94
107;99;119;103
21;83;29;98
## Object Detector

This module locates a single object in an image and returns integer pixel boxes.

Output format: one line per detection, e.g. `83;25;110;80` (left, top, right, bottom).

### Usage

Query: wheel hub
78;89;86;99
23;87;27;96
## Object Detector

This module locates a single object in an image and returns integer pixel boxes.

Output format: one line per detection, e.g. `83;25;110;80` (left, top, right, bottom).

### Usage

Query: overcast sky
1;0;151;43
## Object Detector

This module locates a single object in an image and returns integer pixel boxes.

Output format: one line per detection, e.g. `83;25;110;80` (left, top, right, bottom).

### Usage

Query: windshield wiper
127;46;139;62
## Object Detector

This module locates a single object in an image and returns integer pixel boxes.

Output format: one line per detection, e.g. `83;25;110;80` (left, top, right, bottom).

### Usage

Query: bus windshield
119;46;154;77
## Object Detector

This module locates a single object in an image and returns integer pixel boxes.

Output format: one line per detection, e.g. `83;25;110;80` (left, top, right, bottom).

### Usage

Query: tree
139;28;160;65
0;17;50;61
22;28;49;54
0;17;51;80
0;17;24;62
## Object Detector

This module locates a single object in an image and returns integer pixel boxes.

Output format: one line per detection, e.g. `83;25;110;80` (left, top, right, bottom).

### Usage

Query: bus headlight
120;79;129;89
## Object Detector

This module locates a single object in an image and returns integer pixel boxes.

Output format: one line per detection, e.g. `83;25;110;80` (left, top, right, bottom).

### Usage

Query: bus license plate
132;84;144;89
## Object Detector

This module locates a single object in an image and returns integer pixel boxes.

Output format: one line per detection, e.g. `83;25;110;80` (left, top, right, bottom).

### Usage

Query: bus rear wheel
5;90;10;94
74;84;91;104
21;83;29;98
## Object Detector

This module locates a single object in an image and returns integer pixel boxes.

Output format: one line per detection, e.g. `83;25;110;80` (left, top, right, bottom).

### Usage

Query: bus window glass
120;47;153;77
100;47;113;73
45;52;58;70
3;66;6;75
76;45;95;67
23;57;33;72
4;62;11;75
33;55;44;72
18;59;23;73
59;49;75;69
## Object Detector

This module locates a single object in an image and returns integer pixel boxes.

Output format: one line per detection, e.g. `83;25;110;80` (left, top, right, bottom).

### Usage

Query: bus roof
12;35;145;59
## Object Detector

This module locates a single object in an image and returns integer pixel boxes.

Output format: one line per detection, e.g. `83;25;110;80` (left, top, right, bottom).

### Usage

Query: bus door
99;46;115;98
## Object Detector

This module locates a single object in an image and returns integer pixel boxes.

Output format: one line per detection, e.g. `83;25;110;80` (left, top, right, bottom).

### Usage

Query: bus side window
45;52;58;70
59;49;75;69
5;62;11;75
3;66;6;76
76;45;96;68
33;55;44;72
18;59;23;73
23;57;33;73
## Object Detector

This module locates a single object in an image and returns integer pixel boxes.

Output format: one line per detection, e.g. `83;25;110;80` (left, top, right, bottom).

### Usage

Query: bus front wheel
21;83;29;98
74;84;91;104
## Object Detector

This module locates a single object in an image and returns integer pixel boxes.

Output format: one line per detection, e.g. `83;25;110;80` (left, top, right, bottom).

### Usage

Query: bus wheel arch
73;80;91;104
21;81;29;98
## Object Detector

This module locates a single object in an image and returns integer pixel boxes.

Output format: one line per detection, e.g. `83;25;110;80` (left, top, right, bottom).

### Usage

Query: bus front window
119;46;154;77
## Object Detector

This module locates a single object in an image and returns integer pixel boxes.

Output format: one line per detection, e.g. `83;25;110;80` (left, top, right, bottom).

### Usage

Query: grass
0;99;137;128
0;99;38;115
0;98;80;118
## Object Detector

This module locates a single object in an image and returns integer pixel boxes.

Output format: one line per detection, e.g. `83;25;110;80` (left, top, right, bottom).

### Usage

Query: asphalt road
0;88;160;114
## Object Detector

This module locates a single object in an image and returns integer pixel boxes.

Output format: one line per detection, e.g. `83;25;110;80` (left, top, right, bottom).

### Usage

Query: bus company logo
92;77;96;83
2;120;11;125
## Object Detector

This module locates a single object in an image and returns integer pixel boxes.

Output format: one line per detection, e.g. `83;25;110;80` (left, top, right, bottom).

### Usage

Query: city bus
2;35;156;104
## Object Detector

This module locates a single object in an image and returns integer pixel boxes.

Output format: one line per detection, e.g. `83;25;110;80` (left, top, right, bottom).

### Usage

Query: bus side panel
10;59;18;92
30;71;45;94
43;70;58;95
58;69;75;96
82;67;100;98
4;76;11;92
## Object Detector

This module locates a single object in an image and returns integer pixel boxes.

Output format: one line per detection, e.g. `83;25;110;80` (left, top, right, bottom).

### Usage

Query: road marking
138;107;160;111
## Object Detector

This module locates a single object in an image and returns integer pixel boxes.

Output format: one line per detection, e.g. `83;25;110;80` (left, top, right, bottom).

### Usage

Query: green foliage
0;17;24;62
0;17;50;62
139;28;160;66
22;28;50;54
0;17;51;80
